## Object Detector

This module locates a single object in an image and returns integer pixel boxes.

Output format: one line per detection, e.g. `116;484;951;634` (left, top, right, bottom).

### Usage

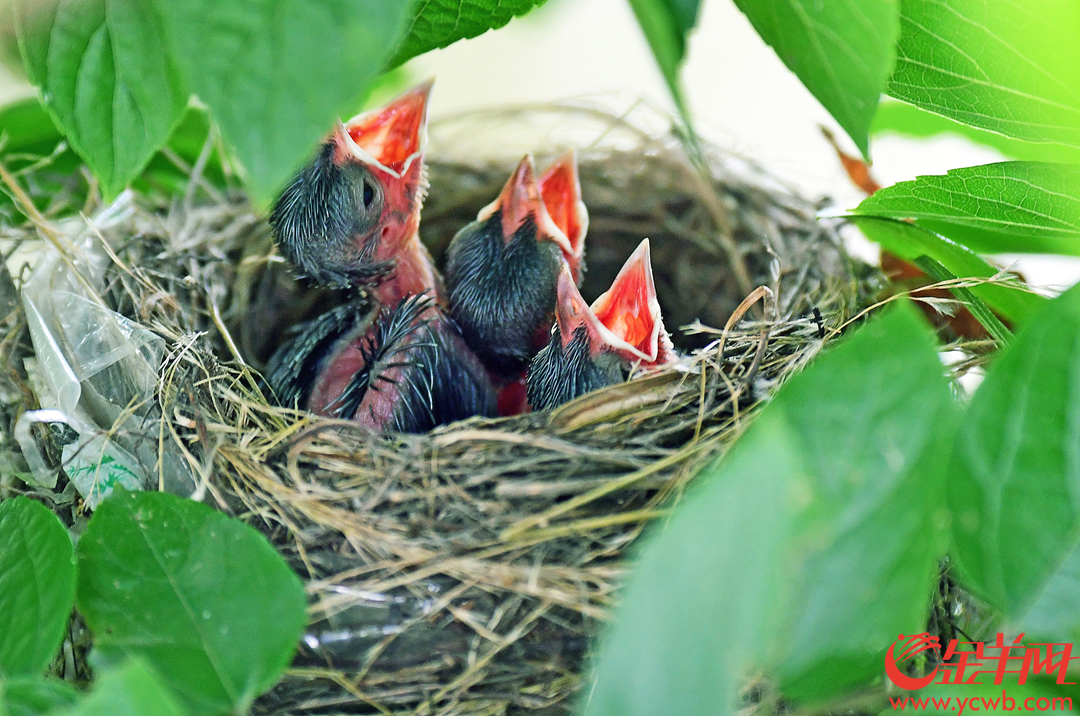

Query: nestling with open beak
265;80;498;432
526;238;675;411
270;80;440;306
444;152;588;382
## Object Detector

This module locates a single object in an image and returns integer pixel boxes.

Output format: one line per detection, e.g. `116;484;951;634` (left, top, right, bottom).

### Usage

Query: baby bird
444;153;588;383
270;80;440;305
265;81;498;431
526;239;675;411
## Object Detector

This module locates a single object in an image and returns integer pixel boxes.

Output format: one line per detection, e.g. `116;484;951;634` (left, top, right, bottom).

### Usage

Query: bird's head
476;154;581;271
525;239;673;410
270;80;433;287
553;238;674;365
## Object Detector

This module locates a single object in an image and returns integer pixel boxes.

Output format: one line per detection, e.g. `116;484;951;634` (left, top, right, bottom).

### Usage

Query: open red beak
478;154;576;258
555;239;674;365
336;79;433;177
539;149;588;280
553;262;604;346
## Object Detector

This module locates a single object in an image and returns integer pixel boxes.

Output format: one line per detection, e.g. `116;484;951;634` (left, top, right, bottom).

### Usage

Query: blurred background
0;0;1077;289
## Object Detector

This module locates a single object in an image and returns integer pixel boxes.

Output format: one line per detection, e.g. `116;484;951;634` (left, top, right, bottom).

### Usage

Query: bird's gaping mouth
478;155;576;260
554;239;670;365
539;149;588;277
591;239;664;362
338;79;433;178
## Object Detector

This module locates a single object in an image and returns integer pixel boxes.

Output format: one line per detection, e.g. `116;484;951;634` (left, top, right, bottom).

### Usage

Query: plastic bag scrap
14;193;195;507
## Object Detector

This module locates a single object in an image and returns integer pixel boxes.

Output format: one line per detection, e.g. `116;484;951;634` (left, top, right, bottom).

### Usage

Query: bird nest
0;104;879;715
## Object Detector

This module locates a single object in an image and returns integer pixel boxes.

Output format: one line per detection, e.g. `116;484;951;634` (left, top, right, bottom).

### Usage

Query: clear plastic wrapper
15;196;195;506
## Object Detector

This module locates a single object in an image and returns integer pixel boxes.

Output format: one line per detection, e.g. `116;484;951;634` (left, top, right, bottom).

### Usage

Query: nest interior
0;105;878;715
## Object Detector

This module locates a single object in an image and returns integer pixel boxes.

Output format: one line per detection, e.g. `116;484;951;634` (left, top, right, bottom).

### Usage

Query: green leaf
134;108;227;197
949;283;1080;624
54;660;185;716
626;0;700;90
888;0;1080;148
154;0;413;202
625;0;701;154
389;0;549;68
855;162;1080;255
0;497;76;678
849;216;1045;327
1019;542;1080;644
0;98;225;222
75;491;307;716
871;101;1080;165
732;0;899;156
0;99;83;224
0;677;78;716
585;303;955;716
0;97;63;153
13;0;189;199
913;255;1012;344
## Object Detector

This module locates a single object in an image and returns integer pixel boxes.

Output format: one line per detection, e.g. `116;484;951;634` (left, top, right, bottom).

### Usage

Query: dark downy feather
334;294;498;433
444;211;563;380
270;142;394;287
330;294;437;421
526;327;627;411
422;319;501;429
264;299;372;409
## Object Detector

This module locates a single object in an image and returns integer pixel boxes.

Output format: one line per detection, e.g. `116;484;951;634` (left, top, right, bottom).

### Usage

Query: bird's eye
362;181;375;209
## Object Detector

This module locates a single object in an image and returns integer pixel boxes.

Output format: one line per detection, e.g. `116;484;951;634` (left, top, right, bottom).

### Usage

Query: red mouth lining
345;80;432;170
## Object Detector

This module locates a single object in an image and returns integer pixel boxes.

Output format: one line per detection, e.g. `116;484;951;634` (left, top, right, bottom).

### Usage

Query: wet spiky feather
445;212;563;379
270;142;393;287
526;327;626;410
332;294;498;432
264;298;372;409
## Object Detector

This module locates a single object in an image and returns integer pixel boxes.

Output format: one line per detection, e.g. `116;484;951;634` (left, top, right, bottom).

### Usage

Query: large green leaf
1019;543;1080;645
75;491;307;716
585;303;955;716
856;162;1080;255
389;0;549;68
888;0;1080;148
949;282;1080;627
54;660;185;716
0;677;79;716
871;101;1080;165
0;497;76;678
625;0;701;150
0;97;64;152
626;0;700;92
154;0;413;202
0;98;225;221
13;0;189;199
132;108;225;197
0;98;84;223
732;0;899;156
850;216;1045;327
